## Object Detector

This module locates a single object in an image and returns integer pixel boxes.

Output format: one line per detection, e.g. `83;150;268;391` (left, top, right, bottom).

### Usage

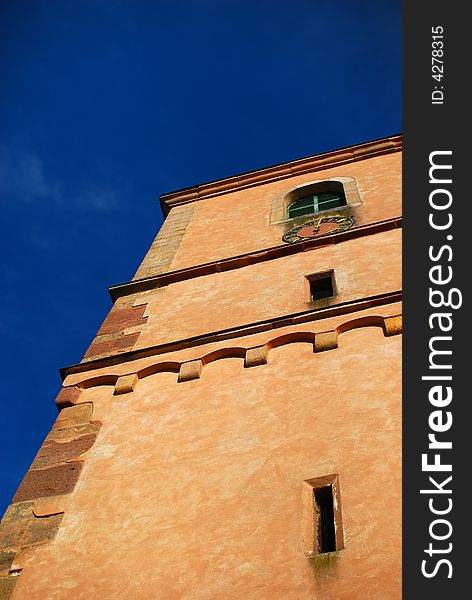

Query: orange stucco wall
135;151;401;278
134;228;401;351
2;140;402;599
13;327;401;600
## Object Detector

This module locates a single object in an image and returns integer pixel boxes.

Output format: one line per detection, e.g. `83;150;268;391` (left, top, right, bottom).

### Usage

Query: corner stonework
82;295;149;362
0;391;101;599
133;203;195;280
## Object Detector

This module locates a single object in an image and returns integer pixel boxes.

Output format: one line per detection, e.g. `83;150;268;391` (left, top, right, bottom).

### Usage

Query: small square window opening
305;271;335;302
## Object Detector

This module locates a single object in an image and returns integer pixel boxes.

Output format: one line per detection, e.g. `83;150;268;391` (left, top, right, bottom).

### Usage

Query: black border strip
404;2;466;595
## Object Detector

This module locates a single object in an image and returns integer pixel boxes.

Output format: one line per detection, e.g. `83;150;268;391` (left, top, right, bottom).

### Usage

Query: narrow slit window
314;485;337;553
301;474;343;557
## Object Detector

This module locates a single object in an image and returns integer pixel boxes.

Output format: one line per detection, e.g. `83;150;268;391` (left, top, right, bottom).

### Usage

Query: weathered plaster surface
11;327;401;599
137;228;400;350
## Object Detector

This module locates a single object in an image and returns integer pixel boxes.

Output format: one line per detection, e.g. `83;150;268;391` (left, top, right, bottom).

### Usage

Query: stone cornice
109;216;402;302
160;134;402;215
60;290;402;380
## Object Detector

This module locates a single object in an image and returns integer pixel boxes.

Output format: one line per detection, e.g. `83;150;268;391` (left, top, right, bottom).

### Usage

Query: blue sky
0;0;401;515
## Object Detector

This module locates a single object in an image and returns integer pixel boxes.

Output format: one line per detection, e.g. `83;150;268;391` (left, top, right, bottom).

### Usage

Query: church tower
1;136;402;599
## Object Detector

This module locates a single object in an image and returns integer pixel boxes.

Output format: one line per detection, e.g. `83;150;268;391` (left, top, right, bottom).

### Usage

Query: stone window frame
300;474;344;557
303;270;336;304
269;176;363;225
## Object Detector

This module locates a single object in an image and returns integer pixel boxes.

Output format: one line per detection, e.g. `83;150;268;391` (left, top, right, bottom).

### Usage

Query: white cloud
78;187;119;211
0;144;121;212
0;145;62;205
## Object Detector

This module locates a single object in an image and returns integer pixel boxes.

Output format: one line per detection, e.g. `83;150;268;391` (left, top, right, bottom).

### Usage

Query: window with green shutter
287;191;345;218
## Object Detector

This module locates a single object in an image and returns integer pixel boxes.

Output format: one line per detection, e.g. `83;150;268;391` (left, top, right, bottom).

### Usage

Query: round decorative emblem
282;215;354;244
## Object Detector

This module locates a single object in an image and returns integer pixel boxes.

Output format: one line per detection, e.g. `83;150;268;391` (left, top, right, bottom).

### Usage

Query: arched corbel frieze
60;313;402;393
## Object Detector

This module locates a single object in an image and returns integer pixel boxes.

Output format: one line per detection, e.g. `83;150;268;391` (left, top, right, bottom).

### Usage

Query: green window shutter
287;191;344;218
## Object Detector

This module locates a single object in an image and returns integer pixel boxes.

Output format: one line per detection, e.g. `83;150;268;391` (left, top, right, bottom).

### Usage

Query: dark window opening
308;272;334;301
314;485;337;553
